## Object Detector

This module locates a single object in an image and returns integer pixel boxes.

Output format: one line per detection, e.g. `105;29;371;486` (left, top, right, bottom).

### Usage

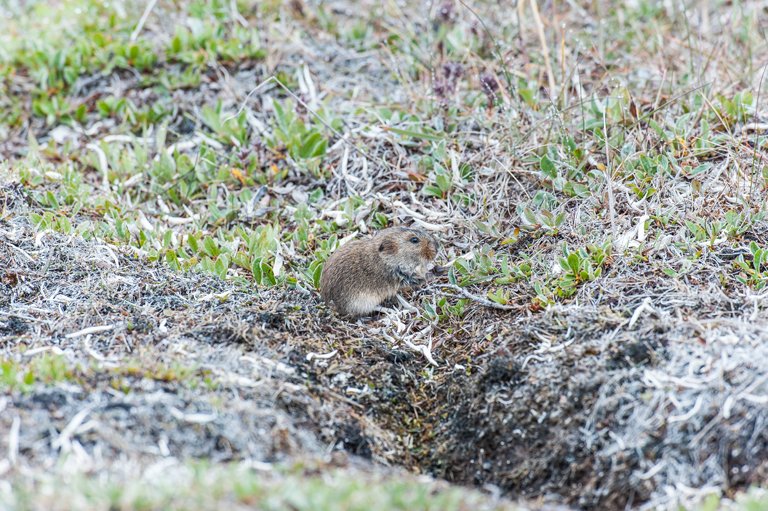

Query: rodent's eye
410;237;420;244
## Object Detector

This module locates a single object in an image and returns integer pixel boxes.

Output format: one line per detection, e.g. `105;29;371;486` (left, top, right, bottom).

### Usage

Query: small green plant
30;354;74;385
271;100;330;175
554;241;611;298
532;281;555;308
724;209;763;239
539;152;591;198
736;241;768;290
0;358;34;392
422;162;452;199
487;287;513;305
32;95;87;126
96;95;129;119
493;255;532;284
202;100;249;147
717;90;754;126
450;245;500;287
686;218;721;245
624;153;672;199
685;209;762;248
521;207;566;233
423;296;470;322
0;354;74;392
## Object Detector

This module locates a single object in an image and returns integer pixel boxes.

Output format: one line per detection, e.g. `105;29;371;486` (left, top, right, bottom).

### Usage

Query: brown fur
319;226;439;317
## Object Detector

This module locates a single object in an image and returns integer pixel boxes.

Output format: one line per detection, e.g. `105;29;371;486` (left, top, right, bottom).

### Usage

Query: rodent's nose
432;264;446;276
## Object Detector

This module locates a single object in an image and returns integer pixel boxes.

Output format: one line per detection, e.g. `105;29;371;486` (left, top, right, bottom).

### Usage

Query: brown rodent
320;226;440;317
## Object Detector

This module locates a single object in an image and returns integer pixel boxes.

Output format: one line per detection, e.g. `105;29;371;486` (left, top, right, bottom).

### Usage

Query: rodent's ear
378;239;397;254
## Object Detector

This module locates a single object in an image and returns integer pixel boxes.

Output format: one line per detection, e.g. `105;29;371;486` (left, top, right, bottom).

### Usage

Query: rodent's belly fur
343;285;399;316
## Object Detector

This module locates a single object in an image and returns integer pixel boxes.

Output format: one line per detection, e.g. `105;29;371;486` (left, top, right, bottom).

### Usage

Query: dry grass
3;0;768;509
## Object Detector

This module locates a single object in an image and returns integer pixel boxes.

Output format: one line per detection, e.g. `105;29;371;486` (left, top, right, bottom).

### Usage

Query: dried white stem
422;283;522;311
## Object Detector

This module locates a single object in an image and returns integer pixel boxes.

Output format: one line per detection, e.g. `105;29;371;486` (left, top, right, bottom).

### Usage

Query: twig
528;0;556;97
129;0;158;43
402;337;439;366
421;283;524;311
306;350;338;362
52;407;92;451
9;415;20;465
230;0;248;28
320;388;365;409
603;109;617;239
628;297;655;329
65;324;115;339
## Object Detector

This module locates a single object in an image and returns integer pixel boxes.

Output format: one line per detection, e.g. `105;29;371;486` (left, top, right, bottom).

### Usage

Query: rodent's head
374;226;438;279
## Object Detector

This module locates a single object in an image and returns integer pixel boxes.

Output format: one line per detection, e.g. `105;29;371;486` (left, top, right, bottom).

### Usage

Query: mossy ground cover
3;0;768;509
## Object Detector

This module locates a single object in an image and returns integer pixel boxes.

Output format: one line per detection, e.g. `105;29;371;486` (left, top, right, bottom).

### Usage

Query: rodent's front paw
426;265;445;280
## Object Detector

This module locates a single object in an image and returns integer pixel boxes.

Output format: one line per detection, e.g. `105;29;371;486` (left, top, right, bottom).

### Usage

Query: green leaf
262;263;276;286
571;183;591;197
310;138;327;158
648;119;668;140
436;173;452;193
691;163;711;176
474;221;492;234
299;132;324;159
519;88;535;105
567;254;580;274
251;258;263;284
200;256;214;273
755;250;764;271
522;208;539;225
165;251;180;271
97;101;111;117
64;68;78;85
738;91;754;106
540;155;556;177
201;105;222;133
74;104;86;121
202;236;220;257
488;290;507;305
310;261;323;289
46;191;60;210
214;254;230;280
214;258;226;279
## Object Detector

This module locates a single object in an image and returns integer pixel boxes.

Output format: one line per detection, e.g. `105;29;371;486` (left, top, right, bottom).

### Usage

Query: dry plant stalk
422;283;524;311
528;0;557;97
